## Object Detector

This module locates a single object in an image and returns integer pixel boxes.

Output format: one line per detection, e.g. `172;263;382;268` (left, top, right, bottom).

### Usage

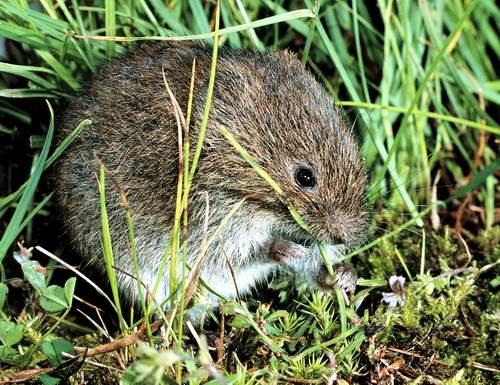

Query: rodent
56;42;369;321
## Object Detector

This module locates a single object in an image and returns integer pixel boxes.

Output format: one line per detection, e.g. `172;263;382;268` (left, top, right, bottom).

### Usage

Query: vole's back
58;44;205;238
57;44;196;274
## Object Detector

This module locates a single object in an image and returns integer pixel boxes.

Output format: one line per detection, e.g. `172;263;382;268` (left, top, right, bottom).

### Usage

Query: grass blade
0;101;54;262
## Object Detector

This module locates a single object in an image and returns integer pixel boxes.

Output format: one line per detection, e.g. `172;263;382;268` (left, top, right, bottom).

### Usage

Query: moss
476;226;500;264
359;225;499;384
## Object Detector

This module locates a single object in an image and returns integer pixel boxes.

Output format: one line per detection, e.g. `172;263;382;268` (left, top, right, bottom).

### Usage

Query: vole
56;43;369;320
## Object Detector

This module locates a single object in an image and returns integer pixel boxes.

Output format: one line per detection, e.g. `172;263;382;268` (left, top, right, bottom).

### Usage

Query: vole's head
200;49;369;248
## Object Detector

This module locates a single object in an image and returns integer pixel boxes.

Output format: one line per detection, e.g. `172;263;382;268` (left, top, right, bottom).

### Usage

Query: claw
317;263;357;292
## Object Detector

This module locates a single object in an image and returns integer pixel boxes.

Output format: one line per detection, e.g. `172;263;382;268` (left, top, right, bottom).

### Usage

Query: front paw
268;239;307;262
317;263;357;293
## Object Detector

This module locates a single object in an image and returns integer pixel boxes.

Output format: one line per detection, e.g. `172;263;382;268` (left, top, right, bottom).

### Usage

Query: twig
0;368;55;384
218;235;241;301
472;362;500;373
457;233;472;267
184;192;210;305
74;319;163;357
430;170;441;230
61;352;124;373
327;352;337;385
387;347;447;366
217;304;225;364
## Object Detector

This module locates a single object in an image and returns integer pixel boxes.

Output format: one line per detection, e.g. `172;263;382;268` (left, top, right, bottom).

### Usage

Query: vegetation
0;0;498;384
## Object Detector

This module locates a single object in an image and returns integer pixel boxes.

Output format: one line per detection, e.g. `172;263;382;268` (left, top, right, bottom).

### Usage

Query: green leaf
266;310;289;322
0;321;24;347
228;315;252;329
20;260;47;294
40;374;61;385
64;277;76;307
490;276;500;288
41;338;75;366
0;283;7;310
0;345;18;363
40;285;69;313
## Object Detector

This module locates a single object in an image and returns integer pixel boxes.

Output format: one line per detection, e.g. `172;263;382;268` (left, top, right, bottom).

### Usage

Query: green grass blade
0;119;90;212
0;100;54;262
336;101;500;135
219;126;284;196
73;9;314;42
235;0;263;49
98;166;127;332
104;0;116;57
450;158;500;201
35;50;80;90
373;0;482;189
149;0;190;36
188;0;211;34
313;14;422;226
0;62;57;89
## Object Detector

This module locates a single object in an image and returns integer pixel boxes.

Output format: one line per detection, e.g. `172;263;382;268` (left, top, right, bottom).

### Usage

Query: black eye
294;166;317;189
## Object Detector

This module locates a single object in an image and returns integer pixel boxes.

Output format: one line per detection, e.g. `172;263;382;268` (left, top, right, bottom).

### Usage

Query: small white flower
381;275;406;308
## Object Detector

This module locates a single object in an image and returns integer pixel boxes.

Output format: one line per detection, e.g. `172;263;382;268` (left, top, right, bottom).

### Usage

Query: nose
323;210;369;247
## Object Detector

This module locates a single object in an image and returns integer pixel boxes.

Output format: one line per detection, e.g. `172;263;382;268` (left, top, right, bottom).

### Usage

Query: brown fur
56;42;369;318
